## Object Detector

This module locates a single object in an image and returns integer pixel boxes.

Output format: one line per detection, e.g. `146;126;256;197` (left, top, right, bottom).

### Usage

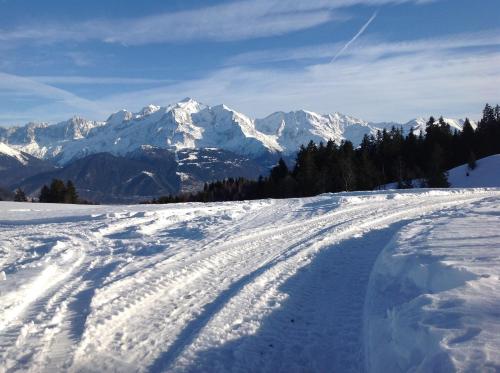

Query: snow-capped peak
106;110;133;125
137;105;161;117
255;109;369;153
174;98;206;114
0;98;477;165
0;142;29;165
398;117;478;137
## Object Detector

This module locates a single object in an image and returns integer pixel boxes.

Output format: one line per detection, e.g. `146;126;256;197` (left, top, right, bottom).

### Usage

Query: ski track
0;189;498;372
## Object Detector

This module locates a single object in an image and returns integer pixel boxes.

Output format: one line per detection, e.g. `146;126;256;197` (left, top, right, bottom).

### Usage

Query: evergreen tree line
149;104;500;204
38;179;79;203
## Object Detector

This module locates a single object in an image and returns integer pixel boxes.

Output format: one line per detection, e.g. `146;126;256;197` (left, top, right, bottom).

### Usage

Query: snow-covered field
1;189;499;372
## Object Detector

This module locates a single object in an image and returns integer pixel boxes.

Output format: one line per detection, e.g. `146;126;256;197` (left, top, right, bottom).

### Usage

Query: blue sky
0;0;499;125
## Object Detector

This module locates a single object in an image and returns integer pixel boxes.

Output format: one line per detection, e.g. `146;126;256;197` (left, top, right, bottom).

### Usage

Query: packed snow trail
0;189;499;372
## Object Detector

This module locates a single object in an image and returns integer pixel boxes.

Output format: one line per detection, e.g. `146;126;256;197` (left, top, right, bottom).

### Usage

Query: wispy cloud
96;34;500;122
0;0;437;46
227;29;500;65
0;72;107;124
30;76;174;85
2;31;498;125
66;52;95;67
331;11;378;62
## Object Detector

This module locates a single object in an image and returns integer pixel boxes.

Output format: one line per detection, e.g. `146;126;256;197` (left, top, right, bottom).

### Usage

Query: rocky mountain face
0;98;475;202
176;148;272;194
16;147;178;203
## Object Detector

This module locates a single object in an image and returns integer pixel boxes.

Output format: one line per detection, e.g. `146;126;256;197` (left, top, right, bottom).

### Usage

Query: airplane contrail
331;11;378;63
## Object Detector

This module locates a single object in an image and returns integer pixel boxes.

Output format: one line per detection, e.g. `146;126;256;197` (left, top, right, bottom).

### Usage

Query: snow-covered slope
382;154;500;190
448;154;500;188
254;110;375;153
0;99;474;165
1;189;499;371
0;142;56;188
0;142;29;165
255;113;476;153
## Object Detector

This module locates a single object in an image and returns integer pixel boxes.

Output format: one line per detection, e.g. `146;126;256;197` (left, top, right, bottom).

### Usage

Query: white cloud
227;29;500;65
0;72;108;124
30;76;174;85
66;52;95;67
97;36;500;122
2;28;497;126
0;0;437;46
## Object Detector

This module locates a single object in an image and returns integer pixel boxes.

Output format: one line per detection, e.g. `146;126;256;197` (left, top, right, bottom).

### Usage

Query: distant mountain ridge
0;98;475;166
0;99;477;202
17;147;179;203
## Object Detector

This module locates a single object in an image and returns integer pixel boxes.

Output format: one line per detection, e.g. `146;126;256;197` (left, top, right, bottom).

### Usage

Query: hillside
448;154;500;188
380;154;500;190
1;189;499;371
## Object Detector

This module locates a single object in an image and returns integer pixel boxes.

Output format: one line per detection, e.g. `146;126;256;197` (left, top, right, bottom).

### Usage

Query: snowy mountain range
0;98;476;201
0;98;475;165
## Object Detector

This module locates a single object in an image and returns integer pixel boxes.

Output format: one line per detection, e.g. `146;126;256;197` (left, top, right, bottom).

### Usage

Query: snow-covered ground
449;154;500;188
0;189;499;372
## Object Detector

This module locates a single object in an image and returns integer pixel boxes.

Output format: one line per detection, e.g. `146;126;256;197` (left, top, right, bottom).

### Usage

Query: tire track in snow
71;200;385;370
73;192;494;371
0;241;88;371
0;217;112;372
162;193;494;372
0;205;249;372
0;190;497;372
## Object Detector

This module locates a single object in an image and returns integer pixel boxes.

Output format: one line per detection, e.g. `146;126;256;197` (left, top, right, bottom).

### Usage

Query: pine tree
462;118;475;145
49;179;67;202
294;141;319;196
14;188;28;202
481;104;495;125
460;118;476;163
338;141;356;191
270;158;289;182
38;179;79;203
39;185;51;202
467;151;477;171
425;145;450;188
64;180;79;203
